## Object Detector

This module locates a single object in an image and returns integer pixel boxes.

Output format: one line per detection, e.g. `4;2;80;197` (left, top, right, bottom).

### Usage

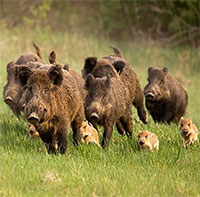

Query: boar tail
110;46;123;58
33;42;42;59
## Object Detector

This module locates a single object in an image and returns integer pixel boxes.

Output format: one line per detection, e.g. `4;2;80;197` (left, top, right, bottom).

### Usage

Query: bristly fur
144;67;188;123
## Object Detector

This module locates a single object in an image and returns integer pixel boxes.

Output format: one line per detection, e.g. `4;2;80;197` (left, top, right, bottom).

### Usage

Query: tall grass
0;28;199;196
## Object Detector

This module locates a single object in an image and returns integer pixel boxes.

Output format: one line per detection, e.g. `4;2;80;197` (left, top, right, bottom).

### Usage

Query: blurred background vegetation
1;0;199;47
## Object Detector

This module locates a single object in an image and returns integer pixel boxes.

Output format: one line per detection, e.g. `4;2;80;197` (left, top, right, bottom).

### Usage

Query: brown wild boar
82;47;147;125
82;57;127;136
84;74;133;148
3;61;43;116
3;43;43;116
18;64;85;154
144;67;188;123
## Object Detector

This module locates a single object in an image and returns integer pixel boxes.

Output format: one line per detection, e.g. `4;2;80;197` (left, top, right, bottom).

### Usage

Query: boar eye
180;124;183;127
44;88;49;93
159;81;163;86
28;87;32;92
188;123;191;127
101;95;106;101
145;136;148;138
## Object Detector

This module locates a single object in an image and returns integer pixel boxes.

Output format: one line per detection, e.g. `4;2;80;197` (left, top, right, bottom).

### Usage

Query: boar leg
39;131;56;154
71;108;85;146
57;131;68;154
116;121;125;136
120;109;133;138
102;123;114;149
137;106;148;124
160;109;174;124
133;88;147;124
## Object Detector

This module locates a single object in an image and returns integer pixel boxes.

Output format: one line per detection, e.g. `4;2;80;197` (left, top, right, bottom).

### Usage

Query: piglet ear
162;67;168;75
84;73;94;90
48;64;63;86
113;60;126;74
6;61;14;73
49;51;56;64
18;66;33;86
82;57;97;79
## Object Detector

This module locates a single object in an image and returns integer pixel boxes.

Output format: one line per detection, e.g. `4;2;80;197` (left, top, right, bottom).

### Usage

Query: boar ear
105;75;111;88
148;67;153;74
162;67;168;75
49;51;56;64
84;57;97;73
84;73;94;90
18;66;33;86
113;60;126;74
48;64;63;86
6;61;14;73
63;64;69;72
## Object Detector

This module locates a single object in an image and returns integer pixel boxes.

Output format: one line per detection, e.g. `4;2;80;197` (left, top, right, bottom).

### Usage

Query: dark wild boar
3;61;43;116
82;47;147;124
84;74;133;148
18;64;84;154
3;43;43;116
144;67;188;123
82;57;127;136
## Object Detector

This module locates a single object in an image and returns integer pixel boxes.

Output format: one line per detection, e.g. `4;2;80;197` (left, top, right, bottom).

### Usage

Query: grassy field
0;28;200;197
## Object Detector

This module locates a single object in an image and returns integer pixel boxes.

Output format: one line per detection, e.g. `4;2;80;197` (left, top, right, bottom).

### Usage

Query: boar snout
28;112;40;124
4;96;13;105
90;112;99;121
145;92;155;100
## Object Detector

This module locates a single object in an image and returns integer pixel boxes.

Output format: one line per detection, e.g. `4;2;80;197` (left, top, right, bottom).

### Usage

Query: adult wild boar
18;64;84;154
82;47;147;124
3;43;43;116
3;61;43;116
144;67;188;124
84;74;133;148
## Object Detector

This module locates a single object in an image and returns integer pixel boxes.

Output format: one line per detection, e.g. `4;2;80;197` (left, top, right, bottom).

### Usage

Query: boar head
18;64;63;126
84;74;112;124
3;62;22;115
82;57;125;79
144;67;170;102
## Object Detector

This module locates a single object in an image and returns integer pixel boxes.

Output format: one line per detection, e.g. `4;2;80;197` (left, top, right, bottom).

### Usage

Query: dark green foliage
1;0;199;46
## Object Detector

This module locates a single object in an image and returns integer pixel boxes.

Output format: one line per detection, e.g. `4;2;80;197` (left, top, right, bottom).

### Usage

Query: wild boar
3;61;43;115
3;43;43;115
82;47;147;124
84;74;133;148
144;67;188;123
82;57;127;136
18;64;85;154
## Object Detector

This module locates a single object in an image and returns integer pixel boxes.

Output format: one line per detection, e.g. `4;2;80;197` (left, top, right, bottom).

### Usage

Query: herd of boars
3;44;189;154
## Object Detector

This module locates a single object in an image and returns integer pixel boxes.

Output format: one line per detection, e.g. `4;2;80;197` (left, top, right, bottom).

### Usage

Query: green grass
0;28;200;197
